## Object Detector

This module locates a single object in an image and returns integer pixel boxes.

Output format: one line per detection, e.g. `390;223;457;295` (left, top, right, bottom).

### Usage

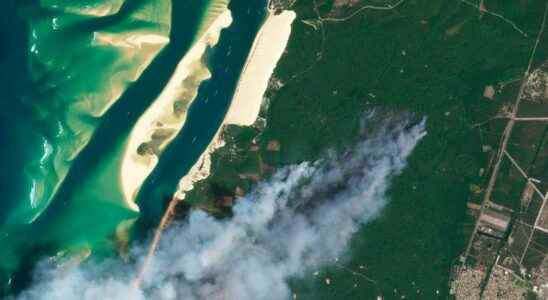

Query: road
463;4;548;258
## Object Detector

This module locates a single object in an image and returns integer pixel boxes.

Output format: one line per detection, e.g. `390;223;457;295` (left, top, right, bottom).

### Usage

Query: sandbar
174;10;297;199
120;10;233;210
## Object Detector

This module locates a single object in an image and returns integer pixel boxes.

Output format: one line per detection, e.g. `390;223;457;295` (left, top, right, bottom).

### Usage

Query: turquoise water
135;0;267;225
0;0;267;294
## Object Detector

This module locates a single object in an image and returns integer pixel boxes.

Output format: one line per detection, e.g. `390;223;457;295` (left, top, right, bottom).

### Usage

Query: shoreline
225;10;297;125
119;9;233;211
135;9;296;285
174;9;297;200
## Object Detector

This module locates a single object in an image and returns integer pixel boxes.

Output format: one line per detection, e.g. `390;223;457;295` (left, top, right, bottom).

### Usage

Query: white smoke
15;115;426;300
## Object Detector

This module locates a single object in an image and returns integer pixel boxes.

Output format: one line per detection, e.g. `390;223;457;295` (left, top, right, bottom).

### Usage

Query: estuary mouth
3;0;547;298
16;116;425;300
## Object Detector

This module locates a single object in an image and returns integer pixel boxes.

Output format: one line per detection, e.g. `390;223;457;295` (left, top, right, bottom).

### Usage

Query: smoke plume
16;115;426;300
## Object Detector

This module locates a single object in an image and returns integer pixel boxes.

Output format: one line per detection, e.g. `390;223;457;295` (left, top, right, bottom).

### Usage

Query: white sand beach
120;10;233;210
174;10;296;200
135;9;296;285
226;10;296;126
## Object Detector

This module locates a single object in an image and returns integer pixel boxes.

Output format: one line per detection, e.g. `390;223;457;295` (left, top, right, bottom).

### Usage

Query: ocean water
0;0;267;294
135;0;266;224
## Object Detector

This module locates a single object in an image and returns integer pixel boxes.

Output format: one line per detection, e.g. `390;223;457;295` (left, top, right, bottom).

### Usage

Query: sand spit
226;10;296;125
44;1;124;17
175;10;296;200
195;0;231;38
93;32;170;49
120;10;233;211
135;9;296;286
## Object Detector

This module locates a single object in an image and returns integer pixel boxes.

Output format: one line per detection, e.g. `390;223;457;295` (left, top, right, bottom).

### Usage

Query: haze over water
0;0;266;293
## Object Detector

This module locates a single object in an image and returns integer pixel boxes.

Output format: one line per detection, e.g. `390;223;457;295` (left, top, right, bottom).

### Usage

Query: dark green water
135;0;267;225
0;0;267;294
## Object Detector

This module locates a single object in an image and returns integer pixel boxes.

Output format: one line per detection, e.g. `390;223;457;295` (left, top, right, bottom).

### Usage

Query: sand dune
226;10;296;126
135;9;296;285
174;10;296;200
120;10;233;210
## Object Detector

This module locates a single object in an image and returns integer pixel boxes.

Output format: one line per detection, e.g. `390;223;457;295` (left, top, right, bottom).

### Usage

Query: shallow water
0;0;267;293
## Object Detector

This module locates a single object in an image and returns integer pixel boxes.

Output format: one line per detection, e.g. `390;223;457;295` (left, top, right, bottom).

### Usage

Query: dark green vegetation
184;0;547;298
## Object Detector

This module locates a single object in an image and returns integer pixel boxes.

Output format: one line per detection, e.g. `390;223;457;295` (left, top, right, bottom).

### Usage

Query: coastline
135;8;296;285
119;9;233;211
174;9;297;200
226;10;297;126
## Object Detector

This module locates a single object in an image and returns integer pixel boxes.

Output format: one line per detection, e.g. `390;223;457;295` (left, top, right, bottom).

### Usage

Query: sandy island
135;9;297;286
174;10;297;200
120;9;233;211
